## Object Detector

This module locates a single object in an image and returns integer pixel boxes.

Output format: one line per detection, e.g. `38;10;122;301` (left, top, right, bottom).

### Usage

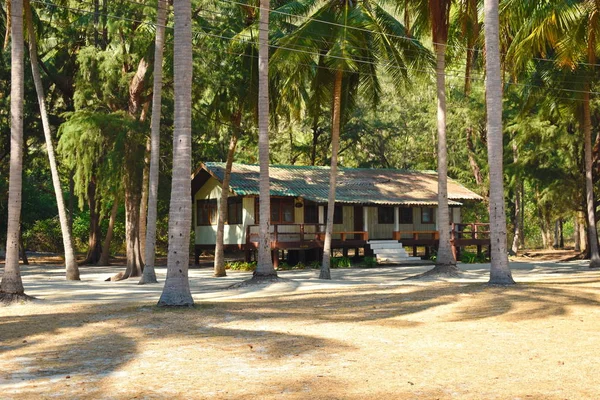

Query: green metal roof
199;162;482;206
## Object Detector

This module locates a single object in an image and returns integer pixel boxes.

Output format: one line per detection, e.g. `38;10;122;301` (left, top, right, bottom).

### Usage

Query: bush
460;251;489;263
225;261;257;271
361;256;378;268
331;256;352;268
22;218;63;253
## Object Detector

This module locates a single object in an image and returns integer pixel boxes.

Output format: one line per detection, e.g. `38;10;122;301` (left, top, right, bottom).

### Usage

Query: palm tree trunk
320;70;343;280
433;43;456;269
214;121;240;277
139;137;150;265
484;0;514;284
583;89;600;267
158;0;194;306
3;0;10;50
1;0;25;298
25;0;79;280
140;0;168;285
254;0;276;279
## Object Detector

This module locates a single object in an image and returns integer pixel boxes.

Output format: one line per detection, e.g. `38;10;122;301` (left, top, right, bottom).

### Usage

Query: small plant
459;251;489;264
362;256;378;268
225;261;257;271
309;261;321;269
331;256;352;268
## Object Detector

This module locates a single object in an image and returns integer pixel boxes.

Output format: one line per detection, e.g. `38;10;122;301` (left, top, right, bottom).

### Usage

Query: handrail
245;223;368;244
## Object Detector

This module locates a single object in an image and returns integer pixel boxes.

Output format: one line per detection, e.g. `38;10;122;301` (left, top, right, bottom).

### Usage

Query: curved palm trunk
157;0;194;306
320;70;343;280
254;0;276;279
139;0;168;285
1;0;25;298
3;0;10;50
484;0;514;285
583;89;600;267
25;0;79;280
433;43;456;270
214;127;240;277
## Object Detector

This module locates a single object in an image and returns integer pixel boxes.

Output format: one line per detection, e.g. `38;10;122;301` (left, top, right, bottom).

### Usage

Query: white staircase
368;240;423;264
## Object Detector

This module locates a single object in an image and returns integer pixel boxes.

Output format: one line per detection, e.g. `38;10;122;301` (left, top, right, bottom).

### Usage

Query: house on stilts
192;162;489;266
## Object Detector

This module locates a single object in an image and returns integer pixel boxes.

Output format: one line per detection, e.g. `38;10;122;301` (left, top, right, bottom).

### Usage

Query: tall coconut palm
254;0;276;279
505;0;600;268
139;0;168;285
271;0;432;279
1;0;26;300
484;0;514;284
410;0;456;273
157;0;194;306
24;0;80;281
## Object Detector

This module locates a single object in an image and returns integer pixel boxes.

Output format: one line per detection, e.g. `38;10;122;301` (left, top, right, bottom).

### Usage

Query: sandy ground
2;257;600;399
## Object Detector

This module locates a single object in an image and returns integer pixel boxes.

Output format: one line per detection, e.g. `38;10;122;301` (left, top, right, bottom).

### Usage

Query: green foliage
22;218;63;253
331;256;352;268
460;251;489;264
361;256;378;268
225;261;257;271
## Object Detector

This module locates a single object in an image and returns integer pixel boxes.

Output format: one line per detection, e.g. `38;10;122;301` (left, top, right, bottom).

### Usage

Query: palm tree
409;0;456;273
1;0;26;300
157;0;194;306
271;0;431;278
484;0;514;284
24;0;80;281
139;0;168;285
254;0;277;280
505;0;600;268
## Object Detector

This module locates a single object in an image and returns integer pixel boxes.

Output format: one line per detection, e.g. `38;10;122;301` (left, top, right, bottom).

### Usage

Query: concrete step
367;240;400;244
369;243;403;250
377;256;424;264
373;248;409;255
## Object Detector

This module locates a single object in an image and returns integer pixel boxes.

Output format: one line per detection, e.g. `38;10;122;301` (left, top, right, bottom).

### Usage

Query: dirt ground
2;253;600;399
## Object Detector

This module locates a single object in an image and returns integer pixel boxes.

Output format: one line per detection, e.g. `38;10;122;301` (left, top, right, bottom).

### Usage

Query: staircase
367;240;424;264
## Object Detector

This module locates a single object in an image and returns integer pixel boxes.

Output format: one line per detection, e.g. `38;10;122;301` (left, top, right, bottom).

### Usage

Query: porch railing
246;223;368;245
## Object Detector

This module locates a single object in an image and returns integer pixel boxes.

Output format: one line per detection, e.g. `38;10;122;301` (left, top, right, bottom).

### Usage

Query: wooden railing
392;223;490;242
246;224;368;245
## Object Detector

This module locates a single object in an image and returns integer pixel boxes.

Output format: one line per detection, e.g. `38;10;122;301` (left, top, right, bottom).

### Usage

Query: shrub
225;261;257;271
362;256;378;268
460;251;489;263
331;256;352;268
22;218;63;253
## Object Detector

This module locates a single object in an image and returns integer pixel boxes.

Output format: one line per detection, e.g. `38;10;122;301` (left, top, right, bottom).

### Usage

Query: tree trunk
1;0;26;297
19;230;28;265
432;43;456;269
80;180;102;265
139;137;150;265
484;0;514;284
98;199;118;266
253;0;276;280
3;0;10;50
158;0;194;306
320;70;343;280
68;169;75;234
214;118;240;277
579;210;588;253
510;142;521;256
25;0;80;280
140;0;168;285
575;215;581;252
582;89;600;267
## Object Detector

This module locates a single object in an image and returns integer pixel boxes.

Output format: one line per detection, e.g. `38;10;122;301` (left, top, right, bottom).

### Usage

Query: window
255;198;295;224
400;208;413;224
227;197;243;225
324;205;344;224
421;207;435;224
196;199;217;225
378;207;394;224
304;201;319;224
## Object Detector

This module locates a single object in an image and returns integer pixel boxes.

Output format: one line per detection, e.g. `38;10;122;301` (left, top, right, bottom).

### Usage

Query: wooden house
192;162;485;264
